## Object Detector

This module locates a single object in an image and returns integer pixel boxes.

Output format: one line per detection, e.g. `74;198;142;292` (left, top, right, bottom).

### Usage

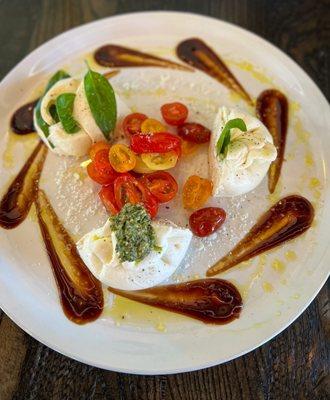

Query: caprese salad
31;65;277;291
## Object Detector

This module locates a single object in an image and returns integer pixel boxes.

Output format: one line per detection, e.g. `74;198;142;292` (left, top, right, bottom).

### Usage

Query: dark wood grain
0;1;329;399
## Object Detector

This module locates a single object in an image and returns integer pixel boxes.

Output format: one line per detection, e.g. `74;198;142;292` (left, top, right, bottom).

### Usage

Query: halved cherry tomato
189;207;226;237
99;185;119;215
89;142;110;160
140;172;178;203
94;149;118;176
141;151;178;170
161;102;188;126
87;150;118;185
133;154;154;174
109;144;136;173
141;118;166;134
182;175;213;210
177;122;211;143
130;132;181;154
180;139;199;156
122;113;148;136
114;174;159;218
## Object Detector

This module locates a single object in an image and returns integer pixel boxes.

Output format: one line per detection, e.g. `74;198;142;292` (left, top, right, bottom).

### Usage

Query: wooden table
0;1;329;399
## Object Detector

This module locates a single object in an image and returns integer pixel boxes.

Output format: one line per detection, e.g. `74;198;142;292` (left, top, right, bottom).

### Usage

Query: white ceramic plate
0;12;329;374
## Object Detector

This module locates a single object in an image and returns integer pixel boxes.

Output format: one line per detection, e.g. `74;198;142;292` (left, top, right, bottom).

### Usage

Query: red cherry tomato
130;132;181;154
161;102;188;126
122;113;148;136
177;122;211;144
189;207;226;237
140;171;178;203
87;151;118;185
99;185;119;215
114;174;159;218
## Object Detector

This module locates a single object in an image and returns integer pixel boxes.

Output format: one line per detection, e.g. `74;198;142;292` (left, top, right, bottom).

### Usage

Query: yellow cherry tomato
109;144;136;173
141;118;167;134
182;175;212;210
141;151;178;170
181;139;199;156
133;154;154;174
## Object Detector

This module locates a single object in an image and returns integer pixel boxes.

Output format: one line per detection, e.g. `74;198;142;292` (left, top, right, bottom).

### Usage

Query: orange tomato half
109;144;136;173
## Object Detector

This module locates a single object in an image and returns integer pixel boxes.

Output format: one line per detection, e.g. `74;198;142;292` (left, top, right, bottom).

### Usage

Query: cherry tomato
133;154;154;174
89;142;110;160
141;151;178;170
161;102;188;126
122;113;148;136
189;207;226;237
109;144;136;173
177;122;211;143
87;150;118;185
114;174;159;218
180;139;199;156
182;175;213;210
140;172;178;203
99;185;119;215
141;118;166;134
130;132;181;154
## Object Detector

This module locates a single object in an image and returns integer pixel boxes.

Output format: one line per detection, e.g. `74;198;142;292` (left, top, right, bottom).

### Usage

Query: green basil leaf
84;68;117;140
34;101;49;137
56;93;80;133
49;104;59;123
34;70;70;138
45;70;70;92
216;118;247;156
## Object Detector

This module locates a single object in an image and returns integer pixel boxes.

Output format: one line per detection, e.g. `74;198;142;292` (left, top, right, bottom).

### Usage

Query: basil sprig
34;70;70;138
216;118;247;156
56;93;80;133
84;67;117;140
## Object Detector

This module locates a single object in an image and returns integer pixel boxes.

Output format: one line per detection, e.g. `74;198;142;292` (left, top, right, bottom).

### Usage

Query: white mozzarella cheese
40;78;80;125
76;220;192;290
48;123;92;157
209;106;277;197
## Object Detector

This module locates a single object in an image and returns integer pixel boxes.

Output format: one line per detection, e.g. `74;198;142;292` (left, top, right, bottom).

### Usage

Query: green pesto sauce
110;203;156;263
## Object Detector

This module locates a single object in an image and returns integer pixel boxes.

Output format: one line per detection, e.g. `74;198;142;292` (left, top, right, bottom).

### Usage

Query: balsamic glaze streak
109;279;242;324
10;99;38;135
176;38;253;105
94;44;192;71
0;141;47;229
256;89;288;194
35;190;104;324
207;195;314;276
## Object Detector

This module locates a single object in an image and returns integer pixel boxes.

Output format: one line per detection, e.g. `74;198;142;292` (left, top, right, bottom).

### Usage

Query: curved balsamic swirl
0;141;47;229
94;44;192;71
109;279;242;324
256;89;288;194
35;190;104;324
207;195;314;276
176;38;253;105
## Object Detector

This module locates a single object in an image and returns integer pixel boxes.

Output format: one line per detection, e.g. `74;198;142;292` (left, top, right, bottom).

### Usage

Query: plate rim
0;10;329;375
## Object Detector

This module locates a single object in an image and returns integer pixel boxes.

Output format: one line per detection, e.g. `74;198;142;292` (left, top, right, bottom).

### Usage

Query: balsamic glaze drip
35;190;104;324
10;99;38;135
0;141;47;229
109;279;242;324
176;38;252;104
256;89;288;194
94;44;192;71
207;195;314;276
